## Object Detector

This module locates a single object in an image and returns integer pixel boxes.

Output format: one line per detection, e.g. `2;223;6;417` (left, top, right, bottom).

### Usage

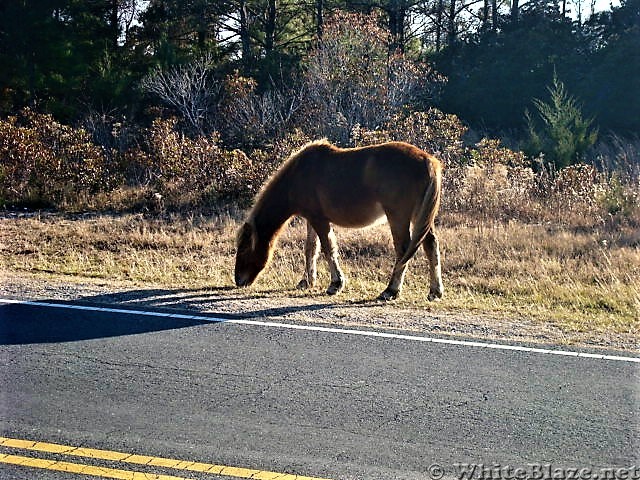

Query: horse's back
290;141;435;227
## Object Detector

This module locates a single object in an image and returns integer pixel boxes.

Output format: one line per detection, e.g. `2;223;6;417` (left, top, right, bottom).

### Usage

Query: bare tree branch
140;54;221;135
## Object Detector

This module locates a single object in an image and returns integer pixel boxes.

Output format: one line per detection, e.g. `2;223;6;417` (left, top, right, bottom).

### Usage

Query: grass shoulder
1;212;638;352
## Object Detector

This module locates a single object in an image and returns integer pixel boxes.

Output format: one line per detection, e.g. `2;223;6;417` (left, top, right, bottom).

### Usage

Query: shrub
590;135;640;226
470;138;528;168
387;109;467;167
446;139;537;222
352;108;467;166
599;173;638;219
0;109;116;208
219;71;302;150
136;118;256;207
123;120;312;210
140;54;221;136
0;109;314;211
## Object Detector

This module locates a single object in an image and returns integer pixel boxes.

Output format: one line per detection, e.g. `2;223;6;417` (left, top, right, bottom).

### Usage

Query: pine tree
525;74;598;168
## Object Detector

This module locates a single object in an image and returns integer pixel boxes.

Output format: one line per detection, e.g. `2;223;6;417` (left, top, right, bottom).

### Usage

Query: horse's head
234;221;269;287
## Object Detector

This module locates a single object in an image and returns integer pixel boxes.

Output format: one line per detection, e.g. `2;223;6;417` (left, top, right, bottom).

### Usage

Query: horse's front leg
296;221;320;290
311;219;346;295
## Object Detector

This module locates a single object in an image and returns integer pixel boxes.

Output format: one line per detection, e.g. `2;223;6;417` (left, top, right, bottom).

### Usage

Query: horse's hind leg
423;231;444;301
379;215;411;301
311;219;345;295
296;221;320;290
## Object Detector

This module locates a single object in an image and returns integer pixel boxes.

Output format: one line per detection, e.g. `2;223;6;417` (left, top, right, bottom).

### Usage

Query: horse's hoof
428;287;443;301
296;279;310;290
326;281;344;295
377;289;399;301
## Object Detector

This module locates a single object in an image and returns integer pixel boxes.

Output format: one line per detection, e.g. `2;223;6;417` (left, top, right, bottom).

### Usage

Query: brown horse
234;140;443;301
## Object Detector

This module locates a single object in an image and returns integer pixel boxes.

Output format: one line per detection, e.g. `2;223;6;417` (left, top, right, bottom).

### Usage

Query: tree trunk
448;0;456;47
435;0;444;51
195;1;207;51
482;0;489;31
110;0;119;48
316;0;323;39
389;0;407;52
511;0;519;23
265;0;277;54
239;0;252;72
491;0;497;30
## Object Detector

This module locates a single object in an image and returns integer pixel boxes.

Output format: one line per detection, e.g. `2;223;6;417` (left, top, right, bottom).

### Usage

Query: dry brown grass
1;212;638;346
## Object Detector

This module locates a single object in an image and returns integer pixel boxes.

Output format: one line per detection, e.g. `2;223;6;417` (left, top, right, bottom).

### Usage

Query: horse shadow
0;286;376;345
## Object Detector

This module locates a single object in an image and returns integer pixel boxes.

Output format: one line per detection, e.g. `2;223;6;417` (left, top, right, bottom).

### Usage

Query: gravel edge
1;270;637;353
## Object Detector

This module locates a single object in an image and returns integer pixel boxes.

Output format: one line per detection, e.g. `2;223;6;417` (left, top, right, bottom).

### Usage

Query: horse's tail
397;155;442;270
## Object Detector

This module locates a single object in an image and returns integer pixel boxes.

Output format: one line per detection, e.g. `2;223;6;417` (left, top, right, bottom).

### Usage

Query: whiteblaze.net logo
448;464;640;480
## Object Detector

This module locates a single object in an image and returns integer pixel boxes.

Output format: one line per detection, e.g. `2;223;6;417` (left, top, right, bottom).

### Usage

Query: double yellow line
0;436;331;480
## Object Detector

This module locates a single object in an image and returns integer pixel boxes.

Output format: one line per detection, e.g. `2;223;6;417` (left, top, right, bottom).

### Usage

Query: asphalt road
0;300;639;480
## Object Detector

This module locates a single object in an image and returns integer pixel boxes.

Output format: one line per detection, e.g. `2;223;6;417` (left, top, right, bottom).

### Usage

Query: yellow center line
0;436;332;480
0;453;192;480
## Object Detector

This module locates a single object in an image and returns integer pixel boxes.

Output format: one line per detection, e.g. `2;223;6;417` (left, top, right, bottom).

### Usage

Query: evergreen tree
525;74;598;168
0;0;140;119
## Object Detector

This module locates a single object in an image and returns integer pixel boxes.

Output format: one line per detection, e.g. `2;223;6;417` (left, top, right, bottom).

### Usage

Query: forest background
0;0;638;212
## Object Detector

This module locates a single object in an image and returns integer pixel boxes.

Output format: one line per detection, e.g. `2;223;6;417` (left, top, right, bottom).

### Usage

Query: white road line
1;298;638;364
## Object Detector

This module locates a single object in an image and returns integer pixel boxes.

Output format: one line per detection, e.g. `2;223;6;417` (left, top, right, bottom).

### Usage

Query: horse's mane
247;140;335;224
283;139;335;166
284;138;335;164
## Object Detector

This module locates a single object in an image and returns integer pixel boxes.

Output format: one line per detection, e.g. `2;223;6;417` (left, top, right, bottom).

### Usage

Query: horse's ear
237;222;257;251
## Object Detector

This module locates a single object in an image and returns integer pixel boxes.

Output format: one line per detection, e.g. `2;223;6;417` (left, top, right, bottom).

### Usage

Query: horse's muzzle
235;274;251;287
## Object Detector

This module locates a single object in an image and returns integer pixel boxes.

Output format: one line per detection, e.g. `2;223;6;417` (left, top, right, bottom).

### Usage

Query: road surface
1;299;639;480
